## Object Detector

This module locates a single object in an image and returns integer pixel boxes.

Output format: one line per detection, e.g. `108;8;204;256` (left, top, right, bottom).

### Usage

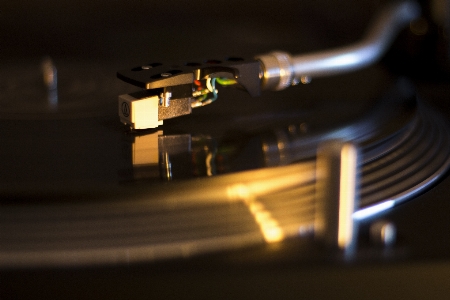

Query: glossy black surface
1;0;450;298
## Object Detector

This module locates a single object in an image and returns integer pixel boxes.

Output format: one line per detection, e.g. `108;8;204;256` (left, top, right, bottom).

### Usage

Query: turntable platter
0;61;449;267
1;0;450;298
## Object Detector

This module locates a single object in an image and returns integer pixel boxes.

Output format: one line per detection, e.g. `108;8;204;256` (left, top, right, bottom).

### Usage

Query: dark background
1;0;450;299
1;0;385;61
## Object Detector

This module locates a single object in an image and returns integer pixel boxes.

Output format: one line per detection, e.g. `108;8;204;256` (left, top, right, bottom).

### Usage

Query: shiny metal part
257;1;421;90
41;57;58;109
370;220;397;246
256;51;294;91
41;57;57;89
160;88;172;107
315;140;359;250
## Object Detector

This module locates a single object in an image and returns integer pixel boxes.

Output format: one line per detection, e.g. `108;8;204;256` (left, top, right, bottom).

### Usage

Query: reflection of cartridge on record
131;132;191;180
132;131;162;180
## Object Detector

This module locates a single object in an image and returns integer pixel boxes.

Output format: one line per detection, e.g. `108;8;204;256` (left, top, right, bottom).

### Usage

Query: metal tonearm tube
256;1;421;90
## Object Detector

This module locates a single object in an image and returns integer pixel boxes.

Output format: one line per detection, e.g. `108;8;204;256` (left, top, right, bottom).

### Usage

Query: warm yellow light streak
225;167;315;201
227;183;285;243
338;144;357;248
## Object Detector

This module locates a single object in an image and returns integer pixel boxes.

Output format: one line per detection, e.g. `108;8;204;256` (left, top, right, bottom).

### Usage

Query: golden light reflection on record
227;183;285;243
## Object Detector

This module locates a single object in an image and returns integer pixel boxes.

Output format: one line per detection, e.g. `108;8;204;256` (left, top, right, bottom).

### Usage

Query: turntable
1;0;450;298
